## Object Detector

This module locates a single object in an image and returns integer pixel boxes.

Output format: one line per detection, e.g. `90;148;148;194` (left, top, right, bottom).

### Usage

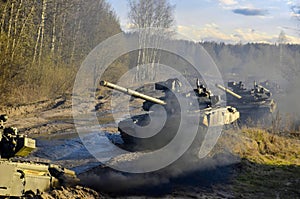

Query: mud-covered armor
0;114;78;197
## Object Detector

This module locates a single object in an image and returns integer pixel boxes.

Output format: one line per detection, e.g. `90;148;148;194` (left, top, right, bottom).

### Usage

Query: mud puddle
31;122;123;174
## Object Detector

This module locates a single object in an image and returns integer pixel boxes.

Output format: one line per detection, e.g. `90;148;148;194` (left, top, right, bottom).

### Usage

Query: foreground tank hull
0;160;57;197
0;114;78;197
0;160;78;197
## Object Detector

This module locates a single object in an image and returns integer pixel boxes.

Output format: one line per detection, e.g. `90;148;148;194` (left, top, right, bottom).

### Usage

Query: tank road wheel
23;190;35;199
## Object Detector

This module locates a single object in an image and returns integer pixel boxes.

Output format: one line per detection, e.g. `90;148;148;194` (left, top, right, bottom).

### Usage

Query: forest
201;41;300;84
0;0;121;104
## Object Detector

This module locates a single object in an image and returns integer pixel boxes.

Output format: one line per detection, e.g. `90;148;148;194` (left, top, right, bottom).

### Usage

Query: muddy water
31;122;123;174
29;109;142;172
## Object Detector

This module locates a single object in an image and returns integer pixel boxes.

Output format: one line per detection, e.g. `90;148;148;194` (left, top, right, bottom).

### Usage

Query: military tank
0;114;78;197
216;81;276;123
100;79;240;152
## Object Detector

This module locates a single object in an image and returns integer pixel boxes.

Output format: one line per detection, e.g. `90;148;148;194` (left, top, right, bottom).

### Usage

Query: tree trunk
50;0;57;58
6;2;14;55
38;0;47;67
70;6;81;64
0;3;7;35
11;0;23;61
32;25;41;64
7;2;14;38
128;0;175;81
12;5;35;60
57;13;66;61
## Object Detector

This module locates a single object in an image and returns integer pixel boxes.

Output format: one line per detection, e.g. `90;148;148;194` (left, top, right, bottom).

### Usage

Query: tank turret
216;81;276;123
227;81;272;101
0;115;36;159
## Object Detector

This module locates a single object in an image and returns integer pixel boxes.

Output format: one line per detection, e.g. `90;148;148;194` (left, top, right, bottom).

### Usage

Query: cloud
232;8;269;16
286;0;294;5
219;0;238;6
291;5;300;13
177;24;237;43
291;5;300;17
177;25;300;44
231;28;300;44
285;34;300;43
234;28;275;42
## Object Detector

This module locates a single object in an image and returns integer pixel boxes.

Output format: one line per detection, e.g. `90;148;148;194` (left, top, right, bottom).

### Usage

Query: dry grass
220;128;300;198
1;63;76;106
1;56;129;107
228;128;300;166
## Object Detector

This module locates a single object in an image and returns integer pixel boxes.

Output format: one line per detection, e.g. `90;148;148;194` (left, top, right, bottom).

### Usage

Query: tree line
0;0;121;105
201;42;300;84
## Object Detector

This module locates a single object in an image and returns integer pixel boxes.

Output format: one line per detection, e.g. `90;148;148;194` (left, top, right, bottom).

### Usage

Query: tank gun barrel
257;84;271;93
100;80;166;105
216;84;242;99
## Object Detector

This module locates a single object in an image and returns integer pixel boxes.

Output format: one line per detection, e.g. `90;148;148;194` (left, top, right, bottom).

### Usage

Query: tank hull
219;81;277;123
227;99;276;123
0;160;56;197
0;114;78;197
118;106;239;152
0;160;77;197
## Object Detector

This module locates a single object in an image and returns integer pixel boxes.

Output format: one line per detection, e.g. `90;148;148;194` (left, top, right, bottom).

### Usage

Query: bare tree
278;30;287;79
128;0;175;29
50;0;58;58
0;2;7;35
128;0;175;81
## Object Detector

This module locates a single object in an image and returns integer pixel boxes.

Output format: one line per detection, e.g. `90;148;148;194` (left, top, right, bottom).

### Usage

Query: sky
107;0;300;44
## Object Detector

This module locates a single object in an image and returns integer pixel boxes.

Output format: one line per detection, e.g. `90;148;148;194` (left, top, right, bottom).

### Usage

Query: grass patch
228;128;300;166
220;128;300;198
